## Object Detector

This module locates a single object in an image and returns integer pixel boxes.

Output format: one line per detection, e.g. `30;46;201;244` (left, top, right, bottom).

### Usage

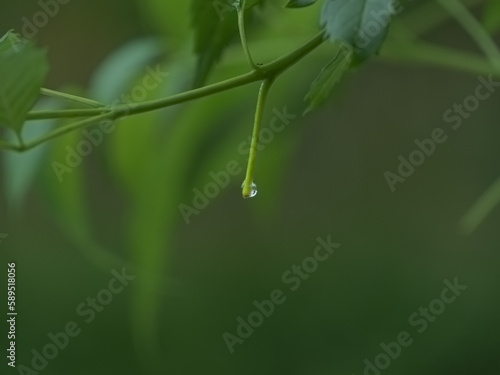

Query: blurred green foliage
1;1;500;374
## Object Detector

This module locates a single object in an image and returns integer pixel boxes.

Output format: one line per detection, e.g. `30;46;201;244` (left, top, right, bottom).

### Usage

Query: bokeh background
1;0;500;374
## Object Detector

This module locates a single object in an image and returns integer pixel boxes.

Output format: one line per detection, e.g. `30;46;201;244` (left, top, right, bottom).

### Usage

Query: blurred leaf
42;129;89;237
191;0;243;86
0;30;20;53
138;0;267;49
285;0;317;8
108;111;159;196
88;38;164;103
321;0;393;62
2;98;60;215
249;123;298;221
242;0;266;8
138;1;192;45
304;47;353;113
108;55;191;195
104;8;339;366
483;0;500;33
124;101;215;367
41;126;124;270
460;177;500;234
118;65;256;368
0;31;49;133
106;54;195;368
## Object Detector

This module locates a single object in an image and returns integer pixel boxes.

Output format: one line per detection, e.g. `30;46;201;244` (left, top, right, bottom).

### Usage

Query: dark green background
1;1;499;374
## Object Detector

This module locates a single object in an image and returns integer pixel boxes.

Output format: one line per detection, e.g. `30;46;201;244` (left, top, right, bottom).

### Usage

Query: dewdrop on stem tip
241;181;258;198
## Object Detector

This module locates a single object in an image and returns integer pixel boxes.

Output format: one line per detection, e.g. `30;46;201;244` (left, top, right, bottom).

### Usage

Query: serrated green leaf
304;47;353;113
0;31;49;133
286;0;317;8
483;0;500;33
321;0;394;62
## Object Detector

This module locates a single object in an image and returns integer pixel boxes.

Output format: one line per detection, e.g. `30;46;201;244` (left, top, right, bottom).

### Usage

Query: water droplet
241;181;258;198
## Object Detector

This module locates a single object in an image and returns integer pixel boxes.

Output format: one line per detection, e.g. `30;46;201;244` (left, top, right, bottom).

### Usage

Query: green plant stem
40;88;105;108
27;31;497;125
26;108;109;120
22;39;497;153
9;42;500;152
237;0;259;70
9;32;324;152
17;112;115;151
242;78;274;198
27;32;325;121
3;0;499;152
17;0;495;124
436;0;500;70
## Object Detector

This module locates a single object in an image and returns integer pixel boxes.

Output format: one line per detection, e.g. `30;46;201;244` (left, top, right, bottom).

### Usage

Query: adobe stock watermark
10;0;72;48
222;235;340;354
384;74;500;192
15;268;135;374
178;106;297;224
51;65;169;183
354;277;467;375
